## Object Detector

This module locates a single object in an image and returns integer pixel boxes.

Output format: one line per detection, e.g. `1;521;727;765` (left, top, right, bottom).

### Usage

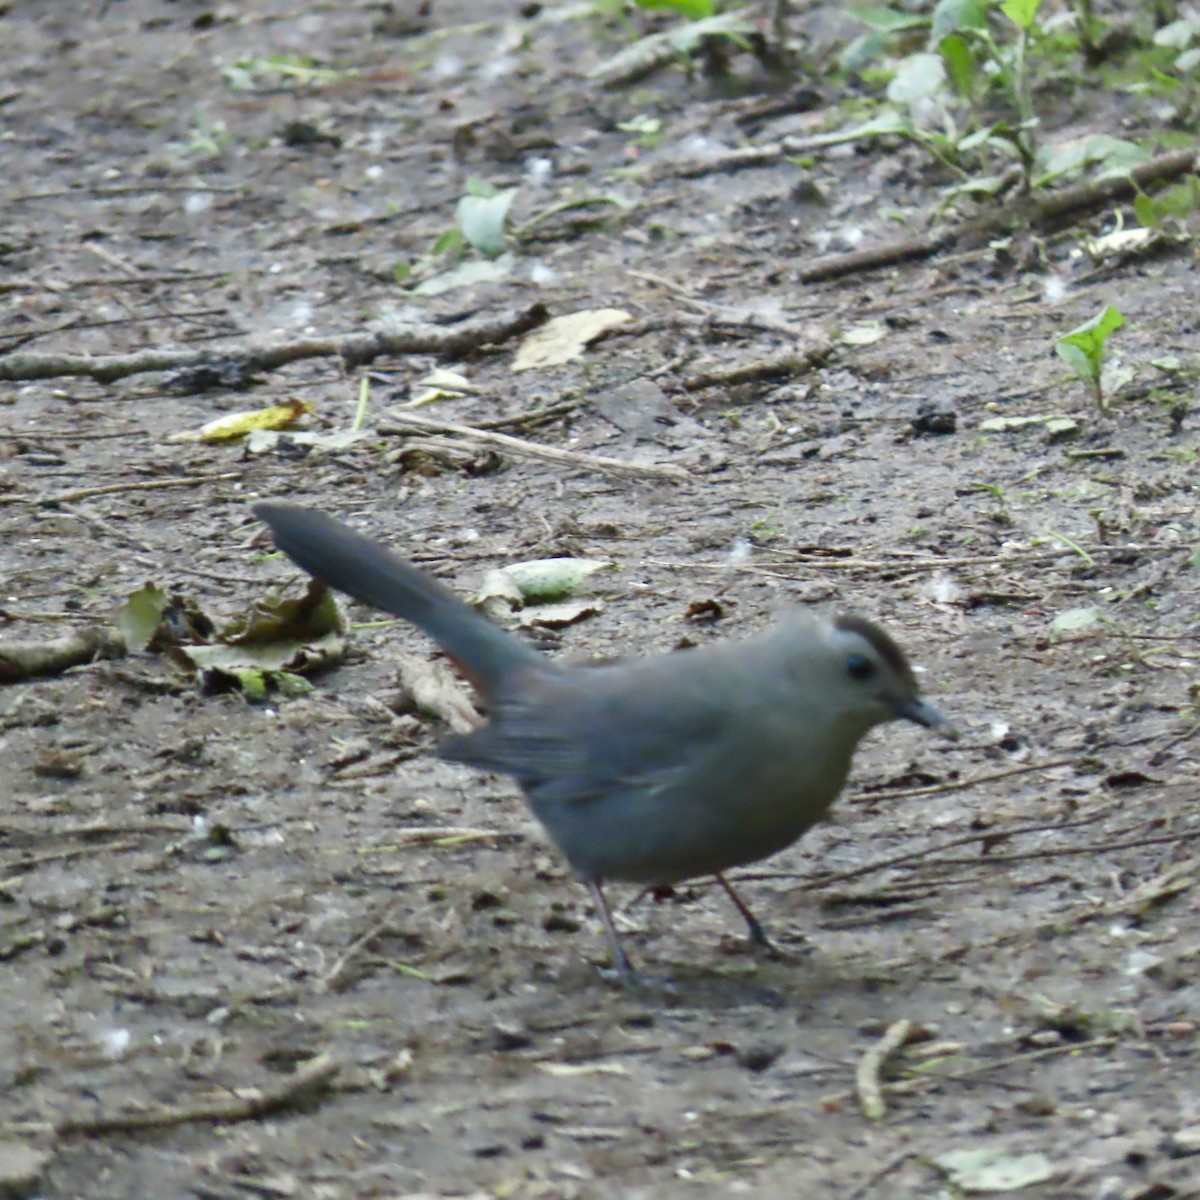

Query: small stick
856;1019;914;1119
38;472;243;506
829;1035;1120;1113
842;1150;915;1200
0;303;548;383
380;409;689;482
856;758;1080;803
55;1054;341;1138
322;903;406;991
0;627;127;684
3;840;141;874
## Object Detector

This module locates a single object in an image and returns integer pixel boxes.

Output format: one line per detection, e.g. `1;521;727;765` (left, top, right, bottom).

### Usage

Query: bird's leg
715;873;782;957
586;879;639;984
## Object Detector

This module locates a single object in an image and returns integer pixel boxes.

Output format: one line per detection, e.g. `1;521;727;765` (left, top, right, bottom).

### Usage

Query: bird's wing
441;654;736;805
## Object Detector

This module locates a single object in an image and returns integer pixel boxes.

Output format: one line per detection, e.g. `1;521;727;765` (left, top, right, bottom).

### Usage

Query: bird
254;502;955;982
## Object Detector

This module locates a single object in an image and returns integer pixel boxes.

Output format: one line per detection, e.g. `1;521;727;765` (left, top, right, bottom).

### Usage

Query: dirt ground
2;2;1199;1197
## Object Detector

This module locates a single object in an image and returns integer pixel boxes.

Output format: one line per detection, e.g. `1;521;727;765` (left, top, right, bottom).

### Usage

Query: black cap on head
833;612;917;691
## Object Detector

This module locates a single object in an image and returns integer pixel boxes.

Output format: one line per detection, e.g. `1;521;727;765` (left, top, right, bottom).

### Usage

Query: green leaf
1191;545;1200;569
930;0;991;40
935;1147;1054;1191
1152;355;1183;372
1050;607;1101;641
587;11;754;79
851;6;928;33
498;558;613;601
1055;342;1093;387
840;31;887;70
1133;177;1200;227
840;321;888;346
1133;193;1159;228
412;253;515;297
464;176;498;198
180;580;345;692
430;227;466;259
1000;0;1042;31
1054;306;1125;385
635;0;713;17
1035;135;1147;186
116;584;168;652
887;52;947;105
938;33;976;96
1154;17;1200;49
821;110;910;146
457;188;518;258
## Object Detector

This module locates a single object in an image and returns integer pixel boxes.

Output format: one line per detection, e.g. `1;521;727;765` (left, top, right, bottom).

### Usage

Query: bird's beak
895;697;958;740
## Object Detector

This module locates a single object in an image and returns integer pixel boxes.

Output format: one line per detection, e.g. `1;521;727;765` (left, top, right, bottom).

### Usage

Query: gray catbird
255;503;955;980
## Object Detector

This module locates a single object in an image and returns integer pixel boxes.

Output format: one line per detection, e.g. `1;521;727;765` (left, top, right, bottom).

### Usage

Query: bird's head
816;612;956;739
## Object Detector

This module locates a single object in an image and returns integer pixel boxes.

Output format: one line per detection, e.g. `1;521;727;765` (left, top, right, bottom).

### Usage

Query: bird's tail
254;503;543;697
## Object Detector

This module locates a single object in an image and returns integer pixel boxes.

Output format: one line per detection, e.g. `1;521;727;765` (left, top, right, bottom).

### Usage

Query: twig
10;184;244;202
368;827;508;850
0;303;548;383
0;272;233;295
1064;447;1126;461
55;1054;340;1138
680;343;834;392
1150;717;1200;763
855;758;1080;803
474;398;586;431
380;409;689;482
799;230;954;284
642;549;1078;576
827;1036;1119;1111
0;931;47;962
842;1150;914;1200
0;308;234;352
3;840;141;874
903;826;1200;872
1101;859;1196;917
1036;147;1197;221
796;147;1197;284
0;627;126;684
857;1020;913;1119
800;808;1109;890
322;903;407;992
1;820;189;842
35;472;243;507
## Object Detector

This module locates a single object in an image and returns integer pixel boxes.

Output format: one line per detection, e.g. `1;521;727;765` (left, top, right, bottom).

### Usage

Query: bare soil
2;3;1198;1198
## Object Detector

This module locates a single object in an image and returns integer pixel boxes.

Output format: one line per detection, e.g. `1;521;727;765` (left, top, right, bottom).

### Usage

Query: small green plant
587;9;755;83
748;516;782;543
397;180;521;296
967;480;1012;524
168;111;233;161
845;2;1148;193
1055;305;1126;411
421;179;519;263
635;0;713;16
617;113;665;149
1133;175;1200;227
456;178;518;258
220;54;350;90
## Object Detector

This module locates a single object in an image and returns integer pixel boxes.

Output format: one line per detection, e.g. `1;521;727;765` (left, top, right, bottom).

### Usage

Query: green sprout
1055;305;1126;412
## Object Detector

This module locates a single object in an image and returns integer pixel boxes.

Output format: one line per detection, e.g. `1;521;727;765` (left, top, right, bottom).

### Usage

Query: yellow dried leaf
170;398;311;442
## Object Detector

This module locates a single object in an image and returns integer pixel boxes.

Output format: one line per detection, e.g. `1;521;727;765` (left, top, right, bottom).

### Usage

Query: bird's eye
846;654;876;681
